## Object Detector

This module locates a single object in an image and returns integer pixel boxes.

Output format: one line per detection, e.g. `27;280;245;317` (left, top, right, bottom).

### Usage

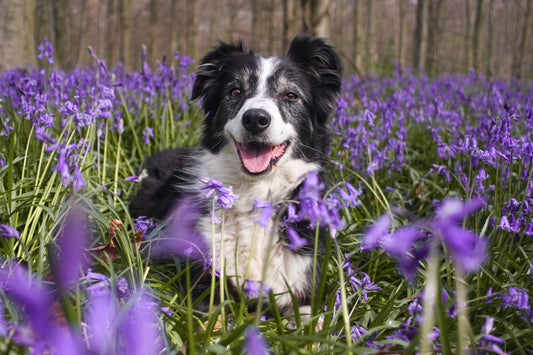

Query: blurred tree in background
1;0;532;79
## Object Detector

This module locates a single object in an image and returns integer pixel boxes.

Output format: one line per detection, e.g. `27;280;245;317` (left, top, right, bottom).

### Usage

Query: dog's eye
230;88;242;97
284;92;298;101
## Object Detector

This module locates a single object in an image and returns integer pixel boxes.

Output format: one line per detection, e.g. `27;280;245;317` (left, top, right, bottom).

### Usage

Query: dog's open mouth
235;141;289;175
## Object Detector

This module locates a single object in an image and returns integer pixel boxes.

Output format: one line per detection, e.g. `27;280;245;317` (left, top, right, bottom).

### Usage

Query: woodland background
0;0;532;80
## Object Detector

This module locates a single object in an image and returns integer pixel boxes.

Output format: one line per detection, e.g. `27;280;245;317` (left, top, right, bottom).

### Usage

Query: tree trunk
252;0;263;51
51;0;69;69
333;0;344;52
117;0;132;69
425;0;443;76
148;0;158;65
364;0;372;71
169;0;177;56
34;0;49;68
208;0;218;46
397;0;407;69
186;0;199;60
413;0;427;73
464;0;472;70
0;0;35;70
282;0;301;52
105;0;116;64
472;0;484;73
486;0;494;77
512;0;533;79
267;0;277;54
309;0;332;38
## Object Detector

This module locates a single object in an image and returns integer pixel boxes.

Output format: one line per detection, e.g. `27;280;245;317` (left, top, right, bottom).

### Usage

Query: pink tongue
240;145;273;173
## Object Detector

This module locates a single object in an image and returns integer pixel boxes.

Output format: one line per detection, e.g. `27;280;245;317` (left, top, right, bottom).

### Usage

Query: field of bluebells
0;39;532;354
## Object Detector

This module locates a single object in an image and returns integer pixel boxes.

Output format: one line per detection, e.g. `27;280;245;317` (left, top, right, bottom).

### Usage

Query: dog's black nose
242;109;271;134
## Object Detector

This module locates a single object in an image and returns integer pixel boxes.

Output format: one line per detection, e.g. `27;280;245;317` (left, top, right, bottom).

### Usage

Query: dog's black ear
287;35;343;123
191;41;248;101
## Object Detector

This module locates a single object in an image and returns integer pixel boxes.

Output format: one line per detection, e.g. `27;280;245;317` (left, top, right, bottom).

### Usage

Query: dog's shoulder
129;147;202;220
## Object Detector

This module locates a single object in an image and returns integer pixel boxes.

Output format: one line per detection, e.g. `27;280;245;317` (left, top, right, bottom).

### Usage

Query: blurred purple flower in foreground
1;262;163;354
433;197;487;272
252;199;274;227
286;227;307;250
243;326;270;355
0;263;84;353
87;288;163;355
0;224;20;240
362;197;486;279
50;206;90;289
152;197;206;260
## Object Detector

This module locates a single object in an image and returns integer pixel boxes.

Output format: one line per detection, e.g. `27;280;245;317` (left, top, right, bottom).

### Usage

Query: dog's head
191;35;343;176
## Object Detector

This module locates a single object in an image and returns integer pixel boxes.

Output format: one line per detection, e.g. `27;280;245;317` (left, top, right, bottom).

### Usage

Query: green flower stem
455;266;474;355
334;240;353;352
420;241;439;355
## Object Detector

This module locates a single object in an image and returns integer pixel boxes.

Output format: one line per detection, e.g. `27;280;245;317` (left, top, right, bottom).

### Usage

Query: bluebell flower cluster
332;69;533;235
200;177;240;224
282;172;361;245
0;38;196;191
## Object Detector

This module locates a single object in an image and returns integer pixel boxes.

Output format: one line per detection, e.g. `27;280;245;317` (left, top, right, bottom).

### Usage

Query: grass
0;52;532;354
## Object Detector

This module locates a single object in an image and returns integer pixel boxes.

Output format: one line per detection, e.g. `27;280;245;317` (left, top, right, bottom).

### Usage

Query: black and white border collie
130;35;342;317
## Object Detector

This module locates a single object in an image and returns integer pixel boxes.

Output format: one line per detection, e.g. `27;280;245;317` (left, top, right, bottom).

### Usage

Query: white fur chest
196;148;319;304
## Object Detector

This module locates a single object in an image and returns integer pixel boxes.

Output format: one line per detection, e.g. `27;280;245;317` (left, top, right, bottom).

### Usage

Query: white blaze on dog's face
224;56;299;175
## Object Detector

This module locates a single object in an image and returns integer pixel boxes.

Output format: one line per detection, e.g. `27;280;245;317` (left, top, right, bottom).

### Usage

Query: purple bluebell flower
73;167;87;189
381;226;427;281
51;206;90;289
86;289;120;352
286;227;307;250
121;290;164;355
37;37;54;64
363;198;486;279
293;171;344;235
433;197;487;272
0;263;85;353
501;287;530;311
0;224;20;239
132;215;157;238
480;316;507;354
86;269;130;300
202;256;221;278
330;181;362;208
1;121;14;137
243;326;270;355
243;280;261;298
34;126;57;146
55;145;72;183
243;280;270;299
153;197;206;260
361;214;392;250
351;325;367;342
252;199;274;227
343;254;381;301
143;127;154;145
116;278;130;299
199;177;239;209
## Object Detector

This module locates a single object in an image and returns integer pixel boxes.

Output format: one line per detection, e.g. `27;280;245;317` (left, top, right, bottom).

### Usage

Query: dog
130;35;343;318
